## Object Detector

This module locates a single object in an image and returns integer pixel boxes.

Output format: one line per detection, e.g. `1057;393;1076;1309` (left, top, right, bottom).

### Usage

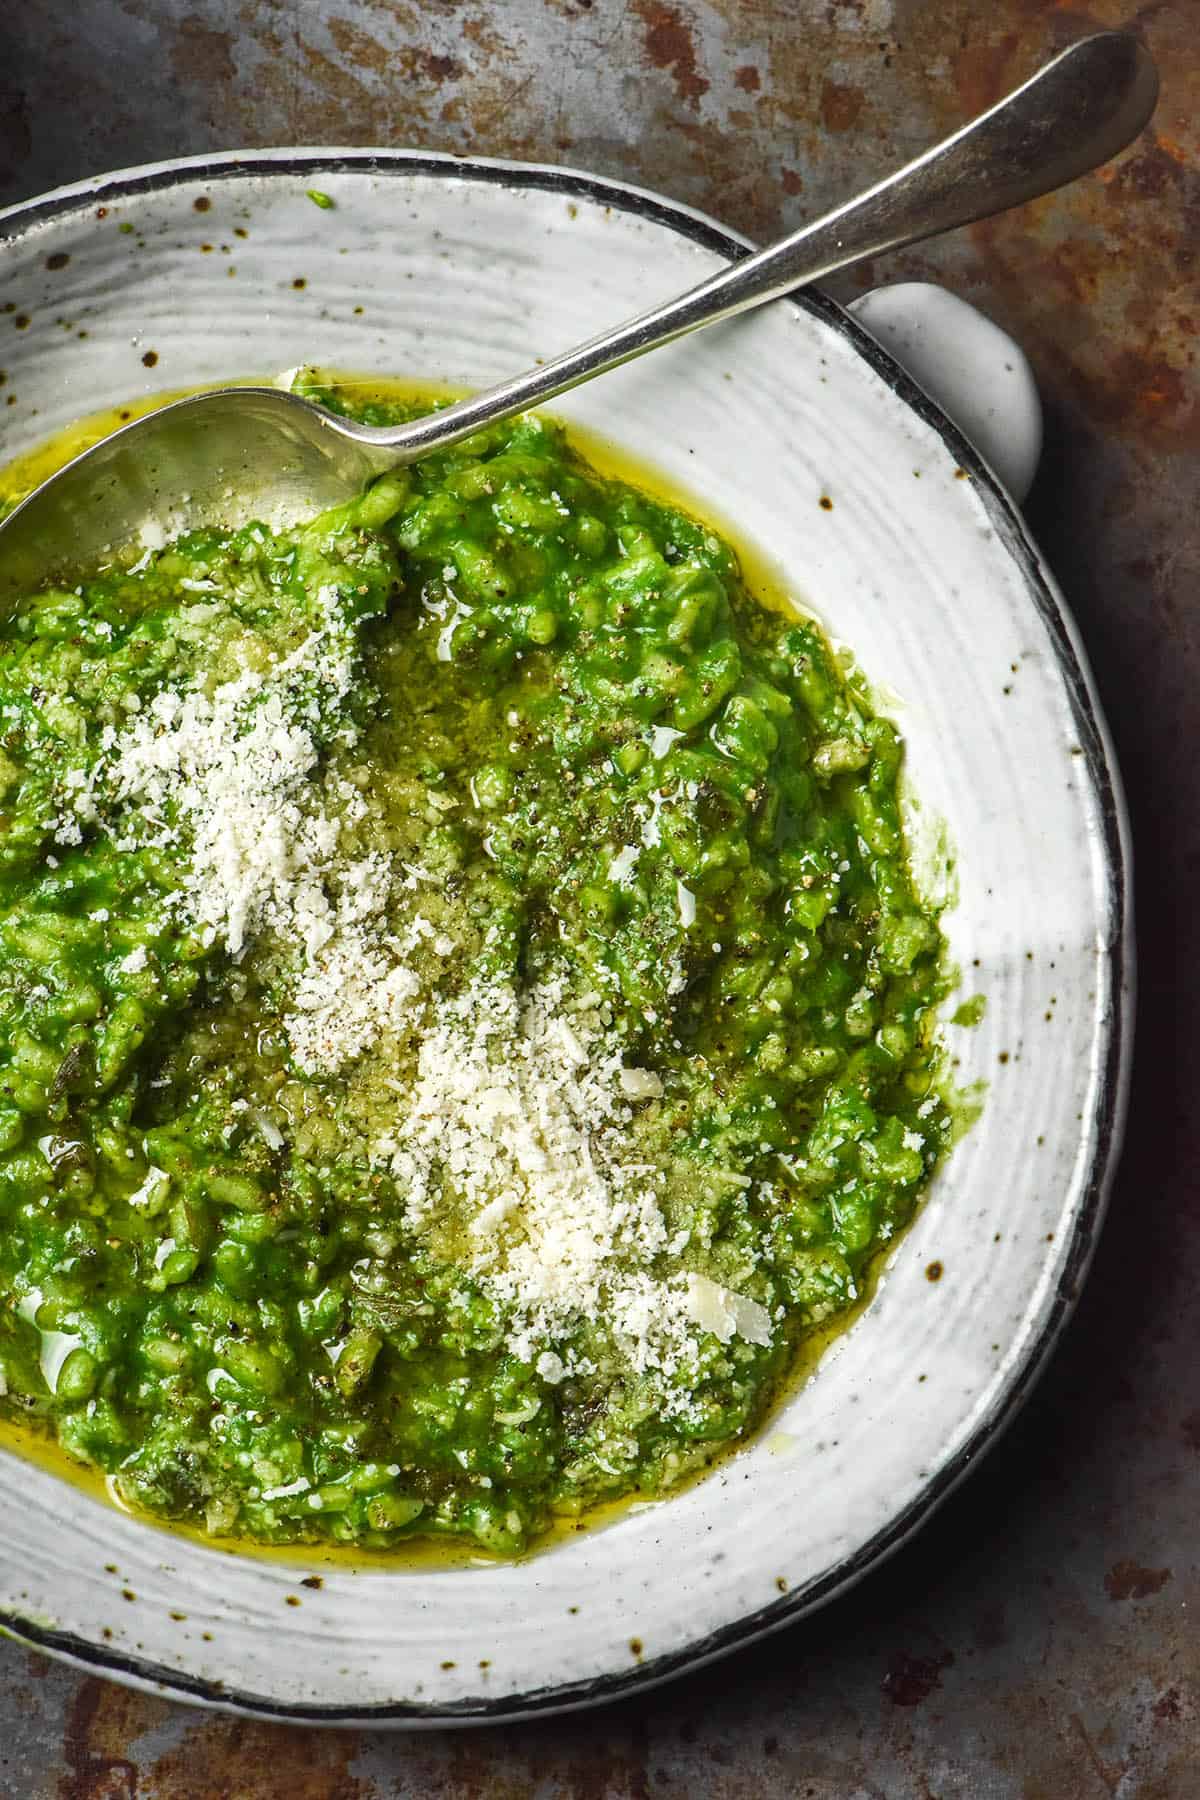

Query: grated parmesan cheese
75;577;772;1404
377;972;772;1398
93;590;433;1074
127;1167;170;1210
683;1272;772;1347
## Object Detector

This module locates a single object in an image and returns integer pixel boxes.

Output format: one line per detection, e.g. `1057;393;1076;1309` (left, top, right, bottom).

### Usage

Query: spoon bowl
0;386;395;597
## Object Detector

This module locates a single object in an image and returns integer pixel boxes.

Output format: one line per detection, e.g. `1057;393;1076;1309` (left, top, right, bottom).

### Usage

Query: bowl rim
0;145;1133;1726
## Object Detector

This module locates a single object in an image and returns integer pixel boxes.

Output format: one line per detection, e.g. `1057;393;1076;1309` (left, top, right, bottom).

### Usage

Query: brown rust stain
289;1716;670;1800
294;47;393;138
1153;1686;1183;1723
819;78;865;133
325;14;393;79
169;13;237;91
144;1713;366;1798
881;1646;954;1707
939;204;1196;454
1104;354;1191;431
914;9;1200;456
1104;1560;1172;1601
1068;1711;1127;1797
424;51;462;82
951;30;1021;119
227;1;541;159
58;1675;167;1800
321;15;463;86
1108;139;1193;204
633;1;710;107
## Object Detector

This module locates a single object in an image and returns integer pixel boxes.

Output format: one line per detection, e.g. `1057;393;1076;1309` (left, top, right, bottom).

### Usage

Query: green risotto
0;387;949;1555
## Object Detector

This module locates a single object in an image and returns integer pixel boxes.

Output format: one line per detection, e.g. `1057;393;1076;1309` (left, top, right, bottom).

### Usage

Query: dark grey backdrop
1;3;1197;1794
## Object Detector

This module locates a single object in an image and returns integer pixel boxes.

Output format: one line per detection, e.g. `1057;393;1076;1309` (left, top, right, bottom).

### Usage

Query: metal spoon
0;31;1156;604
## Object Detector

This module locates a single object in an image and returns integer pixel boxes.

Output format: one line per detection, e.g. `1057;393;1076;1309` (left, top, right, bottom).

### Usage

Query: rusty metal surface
0;0;1197;1793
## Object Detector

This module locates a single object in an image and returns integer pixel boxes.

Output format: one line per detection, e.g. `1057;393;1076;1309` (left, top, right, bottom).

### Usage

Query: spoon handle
358;30;1155;462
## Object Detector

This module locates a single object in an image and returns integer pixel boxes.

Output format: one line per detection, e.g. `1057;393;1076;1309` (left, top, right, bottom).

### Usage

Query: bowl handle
847;282;1042;504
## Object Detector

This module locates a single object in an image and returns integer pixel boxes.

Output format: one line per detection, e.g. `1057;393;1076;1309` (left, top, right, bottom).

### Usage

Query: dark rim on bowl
0;148;1132;1725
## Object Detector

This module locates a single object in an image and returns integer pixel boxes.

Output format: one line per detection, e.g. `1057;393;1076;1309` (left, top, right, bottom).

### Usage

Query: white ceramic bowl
0;150;1131;1725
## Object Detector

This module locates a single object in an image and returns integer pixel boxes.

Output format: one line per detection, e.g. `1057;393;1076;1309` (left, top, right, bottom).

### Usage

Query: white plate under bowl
0;151;1131;1725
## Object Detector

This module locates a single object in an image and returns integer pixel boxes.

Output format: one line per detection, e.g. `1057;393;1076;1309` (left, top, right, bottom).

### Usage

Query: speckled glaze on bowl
0;150;1131;1726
